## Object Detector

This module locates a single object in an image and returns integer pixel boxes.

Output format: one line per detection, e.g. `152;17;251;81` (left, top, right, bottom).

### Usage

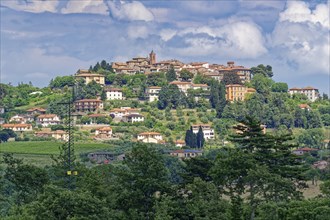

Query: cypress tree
185;129;192;147
166;65;176;82
196;126;205;148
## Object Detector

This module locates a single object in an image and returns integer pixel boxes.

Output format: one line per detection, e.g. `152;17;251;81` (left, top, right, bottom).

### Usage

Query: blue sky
0;0;329;94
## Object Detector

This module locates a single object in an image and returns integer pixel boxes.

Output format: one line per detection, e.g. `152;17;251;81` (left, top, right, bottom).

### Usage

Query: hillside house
137;132;163;144
75;69;105;85
36;114;61;127
289;87;320;102
145;86;162;102
292;147;318;156
26;107;46;115
35;130;68;141
109;107;140;118
298;104;311;111
170;81;192;94
170;149;203;159
105;88;124;100
74;99;104;112
2;124;33;132
94;127;112;139
9;115;28;124
225;84;256;102
122;114;144;123
191;124;215;140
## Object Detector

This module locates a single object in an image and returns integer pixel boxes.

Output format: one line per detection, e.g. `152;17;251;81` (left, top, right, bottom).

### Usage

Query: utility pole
59;86;78;190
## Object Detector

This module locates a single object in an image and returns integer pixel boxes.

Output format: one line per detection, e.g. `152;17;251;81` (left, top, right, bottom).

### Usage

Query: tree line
1;118;330;219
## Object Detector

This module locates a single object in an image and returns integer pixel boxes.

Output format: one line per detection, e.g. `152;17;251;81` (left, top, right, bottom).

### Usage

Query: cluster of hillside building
74;51;320;103
0;51;321;151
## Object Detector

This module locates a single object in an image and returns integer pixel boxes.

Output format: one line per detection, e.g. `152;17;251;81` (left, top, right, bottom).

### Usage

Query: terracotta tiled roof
37;114;58;119
2;124;32;128
97;127;112;131
298;104;311;109
148;86;162;89
138;132;161;135
175;140;185;144
27;107;46;112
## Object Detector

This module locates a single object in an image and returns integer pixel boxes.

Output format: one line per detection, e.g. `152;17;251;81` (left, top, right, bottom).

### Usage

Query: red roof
2;124;32;128
138;132;161;135
27;107;46;112
37;114;58;119
97;127;112;131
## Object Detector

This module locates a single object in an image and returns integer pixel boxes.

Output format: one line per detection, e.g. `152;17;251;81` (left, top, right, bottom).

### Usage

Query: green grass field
0;141;114;166
0;141;112;155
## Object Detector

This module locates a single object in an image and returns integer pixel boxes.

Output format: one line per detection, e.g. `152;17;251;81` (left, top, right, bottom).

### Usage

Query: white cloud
172;21;267;59
279;1;329;29
106;1;154;22
61;0;108;15
271;2;330;75
1;0;58;13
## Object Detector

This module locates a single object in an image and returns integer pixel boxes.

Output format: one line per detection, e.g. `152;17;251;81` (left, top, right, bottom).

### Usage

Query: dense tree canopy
251;64;273;78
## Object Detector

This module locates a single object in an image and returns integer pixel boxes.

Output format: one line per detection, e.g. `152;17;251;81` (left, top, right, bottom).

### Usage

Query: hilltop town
0;51;327;151
0;51;330;219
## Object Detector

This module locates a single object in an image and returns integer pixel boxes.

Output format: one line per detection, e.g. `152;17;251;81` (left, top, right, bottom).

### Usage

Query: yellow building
75;69;105;85
225;84;255;102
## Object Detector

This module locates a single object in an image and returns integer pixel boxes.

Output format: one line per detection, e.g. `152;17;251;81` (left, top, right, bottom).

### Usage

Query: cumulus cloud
1;0;58;13
106;1;154;22
168;21;267;59
271;2;330;75
279;1;329;29
61;0;108;15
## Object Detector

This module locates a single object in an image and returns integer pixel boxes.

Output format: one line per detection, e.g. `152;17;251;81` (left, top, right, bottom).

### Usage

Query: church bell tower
149;50;156;65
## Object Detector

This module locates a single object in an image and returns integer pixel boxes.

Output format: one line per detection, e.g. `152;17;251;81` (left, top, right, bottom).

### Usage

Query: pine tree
212;117;307;220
